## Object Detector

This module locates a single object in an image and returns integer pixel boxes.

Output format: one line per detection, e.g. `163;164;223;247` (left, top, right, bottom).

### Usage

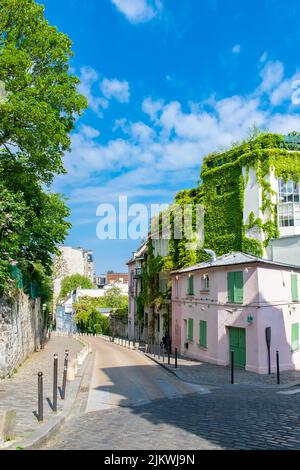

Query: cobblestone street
42;382;300;450
41;339;300;450
0;336;83;441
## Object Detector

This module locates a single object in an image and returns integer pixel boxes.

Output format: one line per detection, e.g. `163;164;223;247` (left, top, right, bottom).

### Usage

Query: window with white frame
278;203;295;227
202;274;209;290
278;179;300;203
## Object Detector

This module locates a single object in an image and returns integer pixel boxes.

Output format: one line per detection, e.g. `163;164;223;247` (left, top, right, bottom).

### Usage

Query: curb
144;353;300;390
4;338;92;451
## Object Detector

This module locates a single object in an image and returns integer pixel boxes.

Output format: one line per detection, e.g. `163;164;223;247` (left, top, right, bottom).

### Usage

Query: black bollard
231;350;234;385
168;349;170;365
61;350;69;400
53;354;58;412
276;350;280;385
175;348;178;369
38;372;43;422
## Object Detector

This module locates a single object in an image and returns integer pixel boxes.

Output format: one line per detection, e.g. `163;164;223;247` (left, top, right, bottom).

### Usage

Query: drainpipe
203;249;217;262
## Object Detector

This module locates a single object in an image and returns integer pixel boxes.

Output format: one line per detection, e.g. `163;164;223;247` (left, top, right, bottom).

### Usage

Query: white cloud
259;61;284;93
232;44;241;54
81;125;101;139
260;52;268;63
111;0;162;23
142;97;164;121
101;78;130;103
77;67;131;117
58;59;300;210
78;67;109;117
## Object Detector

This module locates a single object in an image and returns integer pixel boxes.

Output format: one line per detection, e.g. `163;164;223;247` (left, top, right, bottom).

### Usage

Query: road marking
278;388;300;395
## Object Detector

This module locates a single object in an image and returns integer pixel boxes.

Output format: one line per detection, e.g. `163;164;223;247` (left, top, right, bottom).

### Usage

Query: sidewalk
0;335;84;446
145;349;300;388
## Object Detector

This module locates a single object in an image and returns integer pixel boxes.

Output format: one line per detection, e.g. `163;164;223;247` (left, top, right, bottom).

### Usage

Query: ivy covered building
128;132;300;347
199;132;300;266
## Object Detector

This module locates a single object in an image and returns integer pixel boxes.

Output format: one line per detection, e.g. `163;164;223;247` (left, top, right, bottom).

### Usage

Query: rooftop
171;251;300;275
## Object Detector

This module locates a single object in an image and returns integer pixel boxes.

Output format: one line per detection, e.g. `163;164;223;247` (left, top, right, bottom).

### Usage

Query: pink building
171;252;300;374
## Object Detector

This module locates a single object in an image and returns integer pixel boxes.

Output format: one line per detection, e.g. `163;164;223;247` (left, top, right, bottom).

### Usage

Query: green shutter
228;271;243;303
227;272;235;303
187;275;194;295
188;318;194;341
234;271;244;304
291;274;298;302
291;323;299;351
199;320;207;348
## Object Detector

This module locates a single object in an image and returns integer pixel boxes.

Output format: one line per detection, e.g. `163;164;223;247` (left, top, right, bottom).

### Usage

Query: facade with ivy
128;132;300;348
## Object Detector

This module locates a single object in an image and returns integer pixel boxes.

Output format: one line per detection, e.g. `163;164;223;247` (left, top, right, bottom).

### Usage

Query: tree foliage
59;274;94;300
74;287;128;334
0;0;87;295
0;0;87;181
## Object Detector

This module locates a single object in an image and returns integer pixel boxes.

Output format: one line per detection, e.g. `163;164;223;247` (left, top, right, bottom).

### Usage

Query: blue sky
42;0;300;275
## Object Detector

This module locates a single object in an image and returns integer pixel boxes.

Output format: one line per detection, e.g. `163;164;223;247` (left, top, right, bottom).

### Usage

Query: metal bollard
168;350;170;365
38;372;43;422
53;354;58;412
276;350;280;385
61;350;69;400
231;350;234;385
175;348;178;369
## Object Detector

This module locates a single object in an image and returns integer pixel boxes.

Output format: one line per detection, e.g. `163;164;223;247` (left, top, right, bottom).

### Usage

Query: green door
229;327;246;368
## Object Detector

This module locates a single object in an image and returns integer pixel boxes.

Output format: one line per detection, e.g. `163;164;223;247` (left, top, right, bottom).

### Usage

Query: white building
243;166;300;265
53;246;94;301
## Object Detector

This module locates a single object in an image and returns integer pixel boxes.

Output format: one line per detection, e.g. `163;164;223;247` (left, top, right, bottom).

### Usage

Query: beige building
53;246;94;301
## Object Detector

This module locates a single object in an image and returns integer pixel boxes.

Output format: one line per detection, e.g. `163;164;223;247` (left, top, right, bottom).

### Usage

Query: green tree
0;0;87;182
73;296;110;335
73;288;128;334
59;274;94;300
0;0;87;294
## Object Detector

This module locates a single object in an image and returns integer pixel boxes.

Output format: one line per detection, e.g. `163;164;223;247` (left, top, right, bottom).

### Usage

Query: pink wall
172;263;300;373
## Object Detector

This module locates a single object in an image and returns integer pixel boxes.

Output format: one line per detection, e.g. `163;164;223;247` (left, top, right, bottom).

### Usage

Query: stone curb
144;353;300;390
4;337;92;451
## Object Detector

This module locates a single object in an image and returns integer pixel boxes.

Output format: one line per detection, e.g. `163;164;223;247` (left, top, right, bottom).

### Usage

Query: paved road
41;338;300;450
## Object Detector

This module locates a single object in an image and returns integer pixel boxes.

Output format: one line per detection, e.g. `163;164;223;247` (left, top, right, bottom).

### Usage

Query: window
187;318;194;341
199;320;207;348
227;271;244;303
291;274;299;302
202;274;209;290
278;179;300;203
278;204;295;227
291;323;299;352
187;275;194;295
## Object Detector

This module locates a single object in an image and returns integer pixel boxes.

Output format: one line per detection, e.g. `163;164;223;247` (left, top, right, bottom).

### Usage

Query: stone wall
0;291;44;378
